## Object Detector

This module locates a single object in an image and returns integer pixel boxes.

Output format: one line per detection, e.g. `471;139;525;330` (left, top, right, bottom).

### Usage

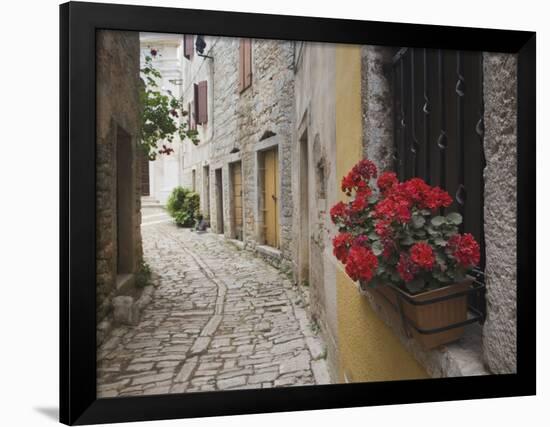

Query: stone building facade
181;35;295;268
96;30;143;328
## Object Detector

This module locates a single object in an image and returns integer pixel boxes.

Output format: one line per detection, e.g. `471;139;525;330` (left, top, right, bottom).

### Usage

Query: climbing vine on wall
140;49;199;160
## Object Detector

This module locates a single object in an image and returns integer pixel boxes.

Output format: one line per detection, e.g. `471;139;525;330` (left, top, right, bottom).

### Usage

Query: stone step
141;197;162;208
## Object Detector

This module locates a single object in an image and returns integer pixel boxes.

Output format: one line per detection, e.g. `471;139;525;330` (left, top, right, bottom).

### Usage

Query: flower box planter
330;158;485;350
366;279;476;349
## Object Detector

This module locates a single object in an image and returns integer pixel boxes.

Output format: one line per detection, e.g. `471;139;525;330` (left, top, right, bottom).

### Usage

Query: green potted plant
330;159;481;349
166;186;200;228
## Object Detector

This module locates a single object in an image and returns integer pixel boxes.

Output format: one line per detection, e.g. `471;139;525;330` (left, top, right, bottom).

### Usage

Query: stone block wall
482;52;517;374
206;37;295;260
96;30;143;322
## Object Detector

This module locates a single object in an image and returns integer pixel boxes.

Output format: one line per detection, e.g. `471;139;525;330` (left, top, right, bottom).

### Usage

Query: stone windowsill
357;283;489;377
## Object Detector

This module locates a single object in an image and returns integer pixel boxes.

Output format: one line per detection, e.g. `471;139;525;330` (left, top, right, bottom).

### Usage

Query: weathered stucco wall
96;30;143;322
293;41;339;380
482;52;518;374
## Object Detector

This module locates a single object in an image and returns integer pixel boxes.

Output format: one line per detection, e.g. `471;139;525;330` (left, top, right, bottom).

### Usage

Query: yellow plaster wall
335;44;428;383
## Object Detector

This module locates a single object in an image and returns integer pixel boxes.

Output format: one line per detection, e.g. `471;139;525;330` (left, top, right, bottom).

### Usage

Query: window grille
392;47;486;320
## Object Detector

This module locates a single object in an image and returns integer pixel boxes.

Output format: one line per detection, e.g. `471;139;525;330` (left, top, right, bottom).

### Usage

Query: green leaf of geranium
414;229;427;238
372;241;384;256
400;235;415;246
426;226;438;235
434;237;447;247
411;215;426;229
368;231;379;241
431;216;446;227
442;226;459;237
446;212;463;225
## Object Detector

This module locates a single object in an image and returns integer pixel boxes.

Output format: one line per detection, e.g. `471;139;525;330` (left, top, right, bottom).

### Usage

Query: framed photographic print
60;1;536;425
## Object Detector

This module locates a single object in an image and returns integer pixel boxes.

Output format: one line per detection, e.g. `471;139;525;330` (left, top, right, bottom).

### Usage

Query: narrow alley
97;207;330;397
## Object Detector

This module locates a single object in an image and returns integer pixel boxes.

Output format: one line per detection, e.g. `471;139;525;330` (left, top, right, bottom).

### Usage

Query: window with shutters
392;47;486;319
239;38;252;92
183;34;194;60
193;80;208;125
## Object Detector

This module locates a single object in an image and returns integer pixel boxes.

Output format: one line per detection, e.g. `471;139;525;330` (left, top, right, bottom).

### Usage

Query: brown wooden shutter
239;38;252;92
239;39;245;91
184;35;194;60
243;39;252;89
193;83;199;128
197;80;208;124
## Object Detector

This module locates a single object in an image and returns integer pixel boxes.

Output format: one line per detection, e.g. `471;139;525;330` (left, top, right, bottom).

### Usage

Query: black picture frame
60;1;536;425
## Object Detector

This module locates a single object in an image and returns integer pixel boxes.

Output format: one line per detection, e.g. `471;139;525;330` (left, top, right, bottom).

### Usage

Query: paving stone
279;355;311;374
174;357;198;383
189;337;211;355
217;375;247;389
132;373;173;386
126;363;154;372
97;222;330;397
271;339;305;355
248;371;279;384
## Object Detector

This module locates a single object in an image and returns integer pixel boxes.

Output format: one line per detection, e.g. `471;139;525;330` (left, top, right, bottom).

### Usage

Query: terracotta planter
368;280;472;349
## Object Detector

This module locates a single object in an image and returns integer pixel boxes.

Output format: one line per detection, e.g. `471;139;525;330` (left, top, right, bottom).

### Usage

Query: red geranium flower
345;245;379;282
150;48;158;57
332;232;353;263
341;159;377;195
410;242;435;270
349;188;372;214
423;186;453;210
382;241;394;260
353;235;369;247
330;201;348;224
374;219;391;238
448;233;480;267
396;253;418;282
377;171;398;194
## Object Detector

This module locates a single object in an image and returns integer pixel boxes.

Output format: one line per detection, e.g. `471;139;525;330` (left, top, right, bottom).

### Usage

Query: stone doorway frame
115;125;137;288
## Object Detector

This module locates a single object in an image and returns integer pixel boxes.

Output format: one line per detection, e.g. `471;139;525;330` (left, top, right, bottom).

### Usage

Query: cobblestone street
97;208;331;397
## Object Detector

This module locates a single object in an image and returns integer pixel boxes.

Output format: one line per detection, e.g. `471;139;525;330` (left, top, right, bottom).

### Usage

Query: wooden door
215;168;224;234
263;148;279;248
140;150;150;196
231;162;243;240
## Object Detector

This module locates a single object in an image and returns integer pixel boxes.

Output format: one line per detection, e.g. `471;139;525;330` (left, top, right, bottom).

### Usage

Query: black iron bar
423;48;431;184
411;49;419;176
455;51;466;228
400;56;406;180
437;49;447;215
392;61;399;171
